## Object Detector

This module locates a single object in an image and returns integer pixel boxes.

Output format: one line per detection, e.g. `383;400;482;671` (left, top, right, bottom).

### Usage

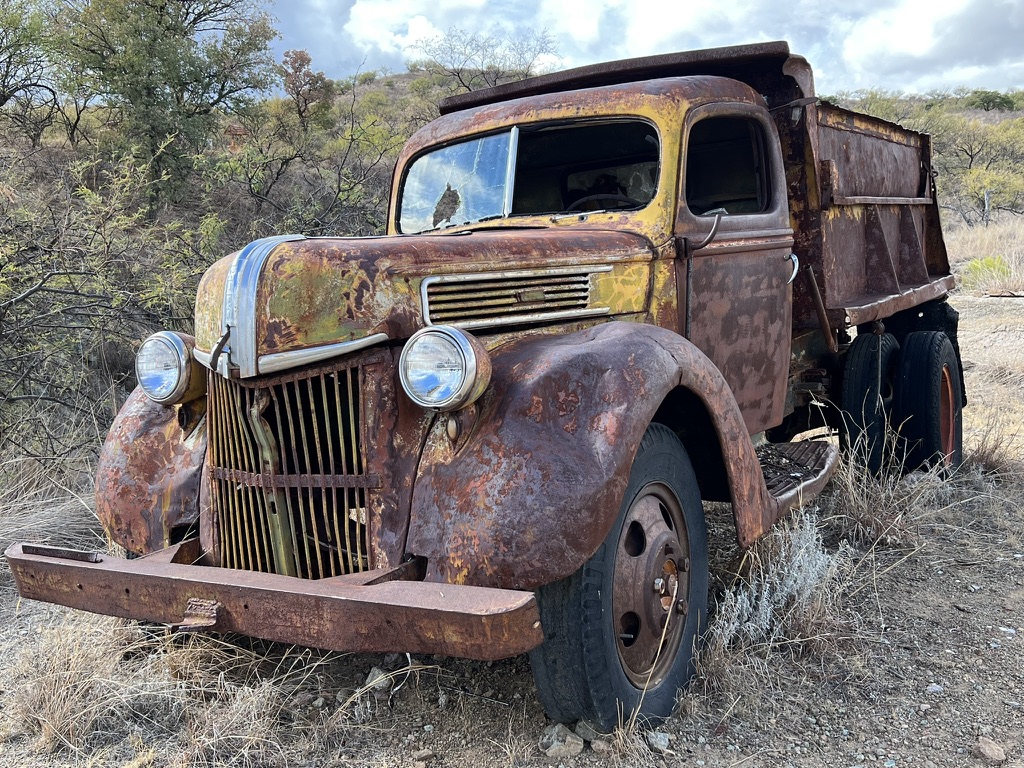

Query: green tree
0;148;226;456
206;64;401;238
0;0;54;109
59;0;277;202
0;0;61;145
928;114;1024;224
965;89;1015;112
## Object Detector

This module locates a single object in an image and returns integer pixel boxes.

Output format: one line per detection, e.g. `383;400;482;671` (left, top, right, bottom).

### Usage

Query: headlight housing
136;331;202;405
399;326;491;411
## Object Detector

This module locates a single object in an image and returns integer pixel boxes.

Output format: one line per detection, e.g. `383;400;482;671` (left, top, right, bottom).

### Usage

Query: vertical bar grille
207;361;376;579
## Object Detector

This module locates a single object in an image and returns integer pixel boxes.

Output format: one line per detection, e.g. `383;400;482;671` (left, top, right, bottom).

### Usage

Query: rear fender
406;321;771;590
96;387;207;555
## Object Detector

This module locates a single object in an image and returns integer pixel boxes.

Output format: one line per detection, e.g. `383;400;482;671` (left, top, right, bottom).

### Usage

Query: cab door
676;102;795;435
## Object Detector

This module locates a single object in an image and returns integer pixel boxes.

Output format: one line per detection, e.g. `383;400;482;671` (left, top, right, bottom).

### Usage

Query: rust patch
5;541;543;661
95;387;207;555
407;322;772;590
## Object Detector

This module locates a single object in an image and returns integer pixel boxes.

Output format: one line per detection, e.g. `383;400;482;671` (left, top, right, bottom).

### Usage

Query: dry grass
963;413;1024;477
687;429;1014;723
6;616;128;752
820;446;948;548
0;456;104;589
946;217;1024;294
694;508;854;701
1;611;375;764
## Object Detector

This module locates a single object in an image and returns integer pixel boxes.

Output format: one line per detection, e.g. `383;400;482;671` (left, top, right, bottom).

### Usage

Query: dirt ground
1;295;1023;768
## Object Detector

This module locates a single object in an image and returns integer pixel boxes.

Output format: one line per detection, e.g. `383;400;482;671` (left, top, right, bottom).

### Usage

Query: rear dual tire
842;330;963;473
841;332;900;473
893;331;963;471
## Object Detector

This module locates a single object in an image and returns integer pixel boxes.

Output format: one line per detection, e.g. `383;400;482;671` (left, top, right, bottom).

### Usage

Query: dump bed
789;101;953;329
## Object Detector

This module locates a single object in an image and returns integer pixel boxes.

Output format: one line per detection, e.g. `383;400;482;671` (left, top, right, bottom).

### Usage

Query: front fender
406;321;770;590
95;387;207;555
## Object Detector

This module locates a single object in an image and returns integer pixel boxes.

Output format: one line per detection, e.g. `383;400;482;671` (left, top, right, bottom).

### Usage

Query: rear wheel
893;331;963;471
840;332;900;473
530;424;708;731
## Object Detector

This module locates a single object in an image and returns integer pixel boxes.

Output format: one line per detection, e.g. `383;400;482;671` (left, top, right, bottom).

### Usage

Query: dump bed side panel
816;105;928;200
788;103;952;329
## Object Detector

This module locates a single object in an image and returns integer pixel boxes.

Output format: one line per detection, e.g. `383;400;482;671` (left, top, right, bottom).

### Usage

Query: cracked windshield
399;131;512;233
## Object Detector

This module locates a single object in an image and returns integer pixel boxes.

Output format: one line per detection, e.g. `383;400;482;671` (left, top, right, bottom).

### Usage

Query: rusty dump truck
7;42;964;728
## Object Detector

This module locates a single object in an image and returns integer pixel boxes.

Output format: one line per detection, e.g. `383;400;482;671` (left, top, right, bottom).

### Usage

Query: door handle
786;253;799;285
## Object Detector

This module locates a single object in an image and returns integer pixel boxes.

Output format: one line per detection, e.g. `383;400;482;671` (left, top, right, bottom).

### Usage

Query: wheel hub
612;485;690;687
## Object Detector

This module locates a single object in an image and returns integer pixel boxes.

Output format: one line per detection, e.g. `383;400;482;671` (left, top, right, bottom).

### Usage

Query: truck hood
193;229;656;378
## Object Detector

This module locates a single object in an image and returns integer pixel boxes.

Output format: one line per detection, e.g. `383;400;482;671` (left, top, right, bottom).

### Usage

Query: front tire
530;424;708;731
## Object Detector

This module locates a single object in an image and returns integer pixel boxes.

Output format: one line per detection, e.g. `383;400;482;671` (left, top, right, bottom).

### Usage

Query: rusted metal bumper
5;540;543;661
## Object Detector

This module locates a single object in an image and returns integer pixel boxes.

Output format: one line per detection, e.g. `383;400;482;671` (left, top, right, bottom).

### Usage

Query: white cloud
275;0;1024;92
343;0;486;54
841;0;973;87
535;0;618;49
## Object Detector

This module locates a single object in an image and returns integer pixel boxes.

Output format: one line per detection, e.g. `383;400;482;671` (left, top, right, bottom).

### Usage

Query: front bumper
5;540;543;661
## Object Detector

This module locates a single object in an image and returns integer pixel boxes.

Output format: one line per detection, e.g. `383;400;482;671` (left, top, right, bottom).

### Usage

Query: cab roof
438;41;812;115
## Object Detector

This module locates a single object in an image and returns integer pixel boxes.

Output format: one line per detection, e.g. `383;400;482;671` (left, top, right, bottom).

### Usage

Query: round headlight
136;332;192;405
399;326;491;411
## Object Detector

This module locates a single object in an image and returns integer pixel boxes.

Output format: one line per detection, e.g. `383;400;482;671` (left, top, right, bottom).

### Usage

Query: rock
312;696;325;709
926;683;944;694
575;720;606;742
292;692;314;708
335;688;353;704
366;666;392;692
974;736;1006;764
413;762;426;768
539;723;585;758
411;748;434;761
591;738;613;755
645;730;671;754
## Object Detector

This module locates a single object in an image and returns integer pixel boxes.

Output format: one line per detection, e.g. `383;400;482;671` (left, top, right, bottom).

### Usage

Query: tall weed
946;217;1024;294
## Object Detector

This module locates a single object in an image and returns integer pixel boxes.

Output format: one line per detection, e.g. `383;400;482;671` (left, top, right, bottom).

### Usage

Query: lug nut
652;577;665;593
675;599;688;615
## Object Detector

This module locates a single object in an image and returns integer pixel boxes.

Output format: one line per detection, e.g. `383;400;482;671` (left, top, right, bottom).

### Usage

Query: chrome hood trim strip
220;235;306;378
256;333;390;374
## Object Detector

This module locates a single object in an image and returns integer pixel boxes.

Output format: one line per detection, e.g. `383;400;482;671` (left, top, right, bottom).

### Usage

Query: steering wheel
566;193;642;212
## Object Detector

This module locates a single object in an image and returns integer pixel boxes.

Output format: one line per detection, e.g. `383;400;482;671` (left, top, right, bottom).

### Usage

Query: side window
685;116;770;215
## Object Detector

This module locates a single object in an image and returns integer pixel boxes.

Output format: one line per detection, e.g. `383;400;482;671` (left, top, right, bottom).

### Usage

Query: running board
758;439;838;515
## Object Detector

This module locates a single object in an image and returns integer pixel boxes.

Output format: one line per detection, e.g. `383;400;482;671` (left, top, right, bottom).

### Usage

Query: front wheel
530;424;708;731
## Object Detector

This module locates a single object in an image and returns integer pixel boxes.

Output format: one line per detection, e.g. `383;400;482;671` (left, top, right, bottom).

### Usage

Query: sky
268;0;1024;95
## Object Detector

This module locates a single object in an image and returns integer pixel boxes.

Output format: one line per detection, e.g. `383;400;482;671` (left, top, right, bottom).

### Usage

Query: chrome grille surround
421;266;612;330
